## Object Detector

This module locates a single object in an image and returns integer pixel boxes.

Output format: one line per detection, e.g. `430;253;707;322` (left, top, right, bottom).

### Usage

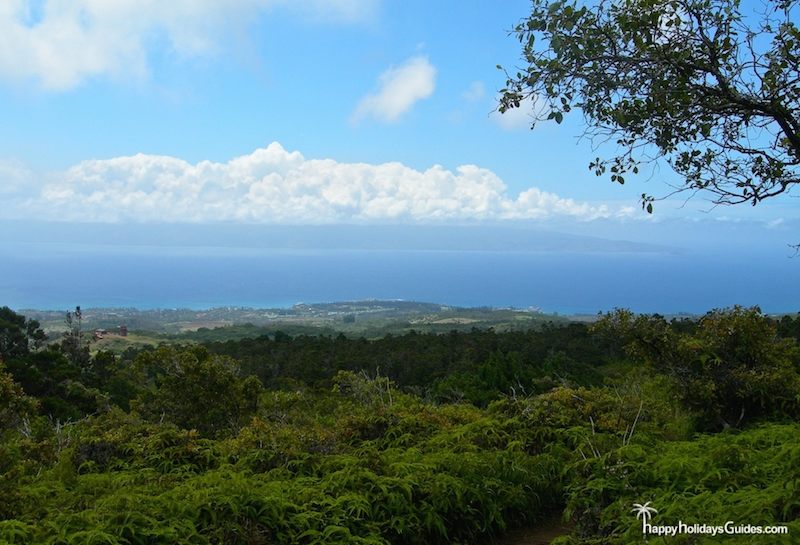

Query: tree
500;0;800;212
0;306;46;360
134;346;262;436
597;307;800;429
61;306;90;368
0;361;37;431
671;306;800;429
0;308;99;420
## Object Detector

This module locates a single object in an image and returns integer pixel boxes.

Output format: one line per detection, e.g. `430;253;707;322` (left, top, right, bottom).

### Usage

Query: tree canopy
500;0;800;212
0;306;45;360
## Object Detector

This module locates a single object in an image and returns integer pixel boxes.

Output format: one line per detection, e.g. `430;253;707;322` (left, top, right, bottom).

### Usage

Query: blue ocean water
0;242;797;314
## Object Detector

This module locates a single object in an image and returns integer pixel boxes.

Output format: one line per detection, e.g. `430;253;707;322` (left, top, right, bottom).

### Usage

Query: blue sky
0;0;797;252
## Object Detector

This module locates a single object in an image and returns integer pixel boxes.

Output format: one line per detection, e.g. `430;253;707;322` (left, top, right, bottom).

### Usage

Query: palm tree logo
632;502;658;533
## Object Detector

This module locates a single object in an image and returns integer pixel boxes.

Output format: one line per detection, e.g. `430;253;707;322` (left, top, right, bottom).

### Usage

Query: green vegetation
22;302;567;340
1;305;798;543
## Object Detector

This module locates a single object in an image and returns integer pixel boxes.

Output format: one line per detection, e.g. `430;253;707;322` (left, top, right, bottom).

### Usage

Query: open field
21;301;570;343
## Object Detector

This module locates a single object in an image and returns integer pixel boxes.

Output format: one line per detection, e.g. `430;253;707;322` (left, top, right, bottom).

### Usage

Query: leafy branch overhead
499;0;800;211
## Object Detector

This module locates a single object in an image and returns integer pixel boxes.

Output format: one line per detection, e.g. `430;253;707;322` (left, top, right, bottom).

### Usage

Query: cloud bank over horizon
5;143;621;224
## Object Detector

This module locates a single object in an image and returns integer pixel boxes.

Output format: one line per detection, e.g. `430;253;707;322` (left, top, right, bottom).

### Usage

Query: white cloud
352;56;436;123
8;143;616;223
767;218;785;229
0;158;35;195
491;94;540;131
0;0;377;90
462;81;486;103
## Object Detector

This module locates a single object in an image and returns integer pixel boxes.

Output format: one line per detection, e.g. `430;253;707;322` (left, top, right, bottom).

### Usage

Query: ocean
1;242;797;314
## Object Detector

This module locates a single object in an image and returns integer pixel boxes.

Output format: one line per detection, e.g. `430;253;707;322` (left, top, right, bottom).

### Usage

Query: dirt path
491;515;572;545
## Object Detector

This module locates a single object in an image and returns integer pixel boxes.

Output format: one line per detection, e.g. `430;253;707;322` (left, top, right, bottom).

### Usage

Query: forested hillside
1;306;798;544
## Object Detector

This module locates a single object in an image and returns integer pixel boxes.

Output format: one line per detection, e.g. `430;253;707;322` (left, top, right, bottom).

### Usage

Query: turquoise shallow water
1;243;796;314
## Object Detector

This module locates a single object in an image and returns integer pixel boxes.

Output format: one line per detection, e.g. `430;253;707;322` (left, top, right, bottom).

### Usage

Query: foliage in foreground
1;306;799;544
0;384;565;545
560;423;800;544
